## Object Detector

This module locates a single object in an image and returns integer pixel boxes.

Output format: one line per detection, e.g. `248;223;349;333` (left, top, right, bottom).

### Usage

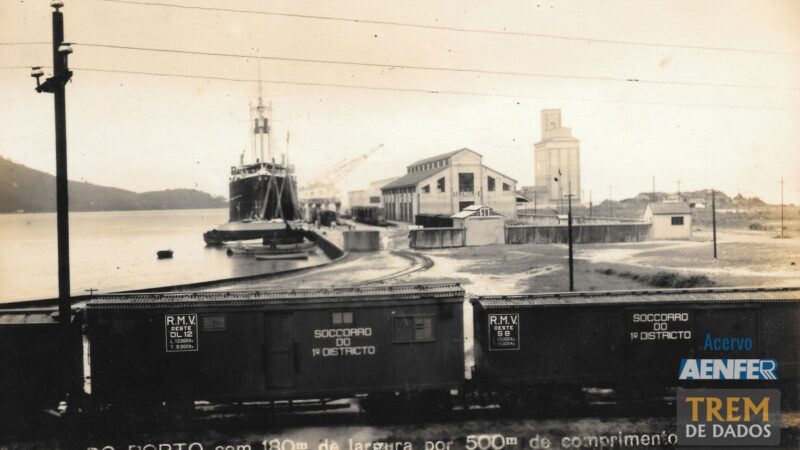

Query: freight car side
471;287;800;405
0;308;82;416
86;283;465;411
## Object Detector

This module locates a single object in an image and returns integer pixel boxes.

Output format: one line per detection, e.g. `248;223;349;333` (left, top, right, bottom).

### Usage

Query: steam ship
203;94;304;245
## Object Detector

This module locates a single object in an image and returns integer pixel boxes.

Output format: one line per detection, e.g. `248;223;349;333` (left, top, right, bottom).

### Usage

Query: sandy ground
390;225;800;296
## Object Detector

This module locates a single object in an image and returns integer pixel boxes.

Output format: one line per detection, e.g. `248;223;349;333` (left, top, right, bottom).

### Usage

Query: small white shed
452;205;505;246
644;202;692;240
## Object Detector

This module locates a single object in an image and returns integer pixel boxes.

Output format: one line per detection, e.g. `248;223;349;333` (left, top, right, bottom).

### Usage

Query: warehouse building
381;148;517;223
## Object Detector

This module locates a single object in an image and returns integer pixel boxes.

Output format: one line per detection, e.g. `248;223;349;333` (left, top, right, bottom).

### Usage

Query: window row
419;175;512;194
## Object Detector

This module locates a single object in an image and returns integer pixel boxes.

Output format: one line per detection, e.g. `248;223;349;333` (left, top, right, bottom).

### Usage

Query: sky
1;0;799;204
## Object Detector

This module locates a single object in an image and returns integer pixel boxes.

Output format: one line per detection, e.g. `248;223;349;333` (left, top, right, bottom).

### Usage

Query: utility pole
780;177;785;238
608;185;613;217
31;0;74;410
677;178;681;199
712;189;717;258
589;190;593;217
565;185;575;291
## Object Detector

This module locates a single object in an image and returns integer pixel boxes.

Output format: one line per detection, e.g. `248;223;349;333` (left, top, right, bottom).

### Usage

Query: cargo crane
300;144;383;223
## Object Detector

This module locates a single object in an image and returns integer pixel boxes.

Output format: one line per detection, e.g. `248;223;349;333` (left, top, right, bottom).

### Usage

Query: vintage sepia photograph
1;0;799;448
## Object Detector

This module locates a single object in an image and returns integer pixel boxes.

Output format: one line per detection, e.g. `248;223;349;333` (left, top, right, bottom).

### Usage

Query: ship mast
267;100;275;163
255;82;267;163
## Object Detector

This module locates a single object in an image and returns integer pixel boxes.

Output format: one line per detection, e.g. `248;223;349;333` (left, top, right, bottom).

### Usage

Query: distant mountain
0;156;227;213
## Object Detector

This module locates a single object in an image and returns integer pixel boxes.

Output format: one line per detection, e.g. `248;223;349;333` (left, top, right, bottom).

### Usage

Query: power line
73;42;800;91
67;66;800;111
100;0;800;57
0;42;50;46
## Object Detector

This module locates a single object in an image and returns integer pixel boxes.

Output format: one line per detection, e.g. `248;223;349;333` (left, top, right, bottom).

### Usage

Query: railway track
354;249;433;285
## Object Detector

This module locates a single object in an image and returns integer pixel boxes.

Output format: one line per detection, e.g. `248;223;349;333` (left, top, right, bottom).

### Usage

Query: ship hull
229;172;301;222
205;161;304;245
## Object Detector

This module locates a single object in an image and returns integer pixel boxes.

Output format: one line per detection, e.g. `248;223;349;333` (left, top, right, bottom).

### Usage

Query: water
0;209;328;303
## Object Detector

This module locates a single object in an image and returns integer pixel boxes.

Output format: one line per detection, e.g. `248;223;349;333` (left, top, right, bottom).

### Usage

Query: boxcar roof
87;283;465;310
473;287;800;309
0;308;60;325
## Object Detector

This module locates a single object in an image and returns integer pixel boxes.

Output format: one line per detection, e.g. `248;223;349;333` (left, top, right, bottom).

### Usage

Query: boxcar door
263;314;294;388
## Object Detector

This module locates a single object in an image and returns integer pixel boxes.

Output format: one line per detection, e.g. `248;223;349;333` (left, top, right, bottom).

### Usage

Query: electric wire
72;42;800;91
67;66;799;112
100;0;800;57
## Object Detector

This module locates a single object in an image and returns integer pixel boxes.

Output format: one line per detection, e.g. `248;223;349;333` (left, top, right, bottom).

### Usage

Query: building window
671;216;684;226
487;176;496;192
394;316;435;343
437;177;446;193
332;311;353;325
502;182;511;192
421;184;430;193
458;173;474;192
202;315;227;332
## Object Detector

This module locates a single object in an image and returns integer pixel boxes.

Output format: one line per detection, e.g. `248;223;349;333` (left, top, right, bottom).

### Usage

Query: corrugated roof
473;287;800;309
0;308;59;326
648;202;692;215
88;283;465;310
381;166;447;190
451;205;502;219
407;148;479;168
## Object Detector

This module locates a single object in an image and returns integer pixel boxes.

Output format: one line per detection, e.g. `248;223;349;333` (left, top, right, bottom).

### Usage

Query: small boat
255;252;308;261
226;241;316;256
156;250;174;259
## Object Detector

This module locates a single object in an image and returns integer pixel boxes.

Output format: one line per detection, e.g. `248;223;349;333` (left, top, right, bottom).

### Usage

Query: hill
0;156;227;213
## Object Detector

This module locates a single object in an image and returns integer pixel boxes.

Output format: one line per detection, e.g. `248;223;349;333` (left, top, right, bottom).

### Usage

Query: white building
452;205;505;246
347;177;398;210
380;148;517;223
534;109;581;204
644;202;692;240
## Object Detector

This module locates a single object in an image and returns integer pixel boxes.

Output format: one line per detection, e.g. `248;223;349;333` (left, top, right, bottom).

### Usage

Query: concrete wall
409;227;465;249
505;223;651;244
517;214;646;226
343;230;381;252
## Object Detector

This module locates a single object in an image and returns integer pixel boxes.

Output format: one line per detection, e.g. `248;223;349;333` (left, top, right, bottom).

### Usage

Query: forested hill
0;156;227;213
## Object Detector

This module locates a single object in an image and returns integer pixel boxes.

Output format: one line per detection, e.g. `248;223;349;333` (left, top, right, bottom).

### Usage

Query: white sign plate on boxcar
488;313;520;351
165;313;199;352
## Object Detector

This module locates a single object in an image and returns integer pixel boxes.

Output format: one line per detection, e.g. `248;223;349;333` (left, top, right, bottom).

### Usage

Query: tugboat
204;88;304;245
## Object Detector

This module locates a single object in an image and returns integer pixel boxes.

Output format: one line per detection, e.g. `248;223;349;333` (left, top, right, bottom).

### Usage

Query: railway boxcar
472;287;800;404
86;283;465;409
0;308;82;414
351;206;387;226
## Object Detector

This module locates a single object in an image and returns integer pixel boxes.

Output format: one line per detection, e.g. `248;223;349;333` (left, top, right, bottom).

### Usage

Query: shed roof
451;204;503;219
381;166;447;190
407;148;480;168
647;202;692;215
472;286;800;309
87;283;465;310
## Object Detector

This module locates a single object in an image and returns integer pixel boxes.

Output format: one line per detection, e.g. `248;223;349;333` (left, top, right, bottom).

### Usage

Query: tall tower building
534;109;581;203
